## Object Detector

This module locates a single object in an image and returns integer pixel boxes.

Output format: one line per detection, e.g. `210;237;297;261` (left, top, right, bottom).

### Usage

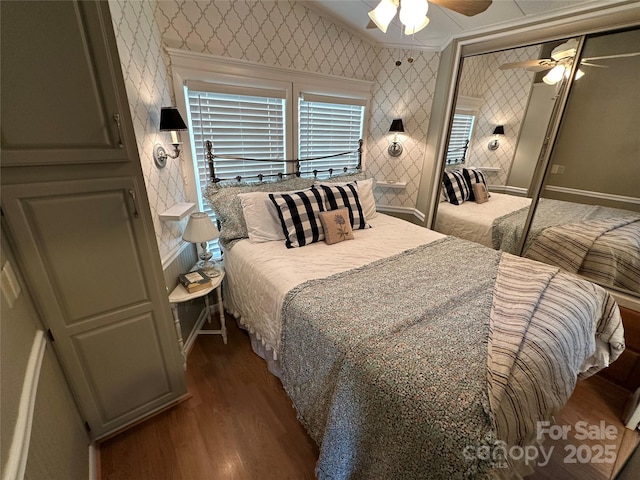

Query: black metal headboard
205;139;363;184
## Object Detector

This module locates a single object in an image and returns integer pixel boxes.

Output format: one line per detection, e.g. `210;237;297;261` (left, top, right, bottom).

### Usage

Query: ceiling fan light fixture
574;68;585;80
368;0;398;34
543;64;565;85
404;15;430;35
399;0;428;26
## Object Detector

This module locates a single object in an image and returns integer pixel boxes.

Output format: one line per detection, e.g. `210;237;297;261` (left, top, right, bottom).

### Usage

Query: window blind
298;97;364;176
187;89;287;255
445;113;474;165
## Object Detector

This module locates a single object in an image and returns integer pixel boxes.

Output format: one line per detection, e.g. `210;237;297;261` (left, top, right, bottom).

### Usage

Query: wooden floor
100;315;638;480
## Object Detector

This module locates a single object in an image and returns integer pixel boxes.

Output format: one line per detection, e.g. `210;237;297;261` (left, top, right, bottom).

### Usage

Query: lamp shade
368;0;397;34
492;125;505;135
182;212;219;243
404;16;430;35
159;107;188;131
389;118;405;133
399;0;428;31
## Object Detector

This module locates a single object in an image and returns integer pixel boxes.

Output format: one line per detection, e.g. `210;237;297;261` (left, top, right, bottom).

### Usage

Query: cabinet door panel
23;191;147;323
1;178;186;437
0;1;128;165
73;314;171;422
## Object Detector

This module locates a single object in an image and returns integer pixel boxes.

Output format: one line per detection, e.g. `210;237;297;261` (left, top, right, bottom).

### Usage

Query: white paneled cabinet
0;1;187;439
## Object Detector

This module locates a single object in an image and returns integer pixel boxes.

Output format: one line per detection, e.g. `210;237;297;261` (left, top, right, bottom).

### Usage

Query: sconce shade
159;107;188;132
389;119;405;133
182;212;219;243
492;125;505;135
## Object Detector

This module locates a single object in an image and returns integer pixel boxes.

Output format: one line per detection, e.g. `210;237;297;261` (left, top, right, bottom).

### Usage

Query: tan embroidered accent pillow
473;182;489;204
319;208;354;245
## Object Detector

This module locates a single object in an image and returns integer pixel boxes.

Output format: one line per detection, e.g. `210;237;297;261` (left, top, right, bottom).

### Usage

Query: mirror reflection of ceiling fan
500;39;640;85
366;0;492;35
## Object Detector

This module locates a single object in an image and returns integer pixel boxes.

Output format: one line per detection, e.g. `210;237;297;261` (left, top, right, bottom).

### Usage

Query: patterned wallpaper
155;0;379;81
460;46;540;186
109;0;190;263
109;0;441;259
366;48;440;209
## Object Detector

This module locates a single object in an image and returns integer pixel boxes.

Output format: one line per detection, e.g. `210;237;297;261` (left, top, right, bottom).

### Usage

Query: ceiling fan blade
366;19;378;29
580;61;608;68
430;0;492;17
500;59;555;72
582;52;640;61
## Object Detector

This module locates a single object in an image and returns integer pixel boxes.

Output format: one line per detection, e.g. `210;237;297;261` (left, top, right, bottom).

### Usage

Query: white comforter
434;192;531;247
223;214;444;357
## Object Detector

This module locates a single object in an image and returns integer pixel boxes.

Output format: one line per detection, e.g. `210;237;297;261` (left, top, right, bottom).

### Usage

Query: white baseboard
544;185;640;205
3;330;46;480
89;443;98;480
377;205;425;223
625;387;640;430
491;185;528;196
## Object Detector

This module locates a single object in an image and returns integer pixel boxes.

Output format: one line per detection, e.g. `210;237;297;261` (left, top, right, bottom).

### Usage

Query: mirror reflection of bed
433;27;640;297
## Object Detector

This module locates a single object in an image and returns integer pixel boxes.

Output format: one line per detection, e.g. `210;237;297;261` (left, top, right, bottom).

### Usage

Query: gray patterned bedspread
280;236;624;479
525;216;640;293
491;198;638;254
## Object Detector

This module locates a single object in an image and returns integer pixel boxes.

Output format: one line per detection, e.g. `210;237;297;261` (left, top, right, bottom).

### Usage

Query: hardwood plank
100;315;637;480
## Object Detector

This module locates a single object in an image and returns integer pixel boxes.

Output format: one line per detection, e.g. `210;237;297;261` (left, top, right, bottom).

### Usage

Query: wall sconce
153;107;188;168
182;212;220;274
387;118;405;157
487;125;504;151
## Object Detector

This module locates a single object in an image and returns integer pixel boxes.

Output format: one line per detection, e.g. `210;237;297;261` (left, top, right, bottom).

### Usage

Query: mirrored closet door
523;27;640;296
433;38;578;253
432;26;640;299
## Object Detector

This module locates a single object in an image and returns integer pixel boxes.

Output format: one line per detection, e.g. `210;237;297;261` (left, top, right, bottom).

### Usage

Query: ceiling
303;0;629;50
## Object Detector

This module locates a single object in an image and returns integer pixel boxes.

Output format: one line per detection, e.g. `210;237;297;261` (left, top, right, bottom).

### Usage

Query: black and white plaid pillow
442;170;470;205
463;168;490;201
315;183;370;229
269;189;325;248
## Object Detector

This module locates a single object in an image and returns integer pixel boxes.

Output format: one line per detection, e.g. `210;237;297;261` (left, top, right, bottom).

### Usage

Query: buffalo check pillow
269;189;325;248
463;168;490;202
315;183;370;229
441;169;470;205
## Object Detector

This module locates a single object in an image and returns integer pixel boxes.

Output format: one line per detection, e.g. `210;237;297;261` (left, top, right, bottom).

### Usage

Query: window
182;75;368;258
445;113;474;166
298;94;365;176
187;85;287;256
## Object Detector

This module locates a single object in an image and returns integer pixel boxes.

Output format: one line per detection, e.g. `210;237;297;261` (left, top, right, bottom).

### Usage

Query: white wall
1;230;89;480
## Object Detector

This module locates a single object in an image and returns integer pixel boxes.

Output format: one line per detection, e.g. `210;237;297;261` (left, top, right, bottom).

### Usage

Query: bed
203;149;625;479
434;191;531;249
435;188;640;292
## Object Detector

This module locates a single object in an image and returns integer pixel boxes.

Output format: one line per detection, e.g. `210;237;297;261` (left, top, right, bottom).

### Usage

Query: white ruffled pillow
238;190;295;243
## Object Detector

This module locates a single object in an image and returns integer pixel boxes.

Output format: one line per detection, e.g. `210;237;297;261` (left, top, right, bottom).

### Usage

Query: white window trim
167;48;373;209
455;95;483;114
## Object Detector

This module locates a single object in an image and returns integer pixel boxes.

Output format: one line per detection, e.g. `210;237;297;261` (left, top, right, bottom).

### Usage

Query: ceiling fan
366;0;492;35
500;39;640;85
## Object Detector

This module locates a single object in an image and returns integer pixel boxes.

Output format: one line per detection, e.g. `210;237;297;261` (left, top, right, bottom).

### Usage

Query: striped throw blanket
525;217;640;293
280;237;624;479
489;254;624;464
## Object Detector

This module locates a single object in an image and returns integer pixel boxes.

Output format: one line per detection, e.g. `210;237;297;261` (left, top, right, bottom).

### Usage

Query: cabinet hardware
128;189;139;218
113;113;124;149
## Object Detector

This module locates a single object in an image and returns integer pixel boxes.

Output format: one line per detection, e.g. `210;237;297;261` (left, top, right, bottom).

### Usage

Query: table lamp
182;212;219;274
